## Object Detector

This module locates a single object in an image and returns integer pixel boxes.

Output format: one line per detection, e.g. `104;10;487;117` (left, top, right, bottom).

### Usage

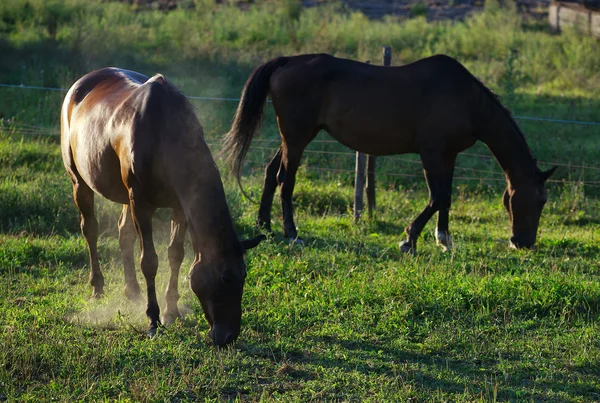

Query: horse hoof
257;218;273;233
162;312;181;326
436;241;451;253
124;285;142;301
399;241;416;255
435;231;453;253
288;237;305;247
147;326;158;338
91;289;104;299
437;244;451;253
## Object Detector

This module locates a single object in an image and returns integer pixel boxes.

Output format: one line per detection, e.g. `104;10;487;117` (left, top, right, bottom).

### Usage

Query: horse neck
179;157;242;261
477;101;538;188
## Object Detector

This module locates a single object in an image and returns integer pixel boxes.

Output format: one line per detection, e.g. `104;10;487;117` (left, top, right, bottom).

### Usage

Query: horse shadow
237;330;596;401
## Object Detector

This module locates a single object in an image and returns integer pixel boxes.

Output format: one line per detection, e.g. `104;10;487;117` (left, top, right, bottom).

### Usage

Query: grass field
1;0;600;401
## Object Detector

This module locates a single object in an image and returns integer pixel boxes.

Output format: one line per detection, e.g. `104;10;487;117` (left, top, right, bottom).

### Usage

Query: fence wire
2;82;600;127
1;87;600;188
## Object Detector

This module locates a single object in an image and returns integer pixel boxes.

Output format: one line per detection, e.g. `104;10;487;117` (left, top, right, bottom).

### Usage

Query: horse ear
241;234;266;251
540;166;558;182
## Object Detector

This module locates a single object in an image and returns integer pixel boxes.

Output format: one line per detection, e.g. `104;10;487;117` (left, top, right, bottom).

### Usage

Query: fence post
354;59;372;223
365;46;391;217
354;152;367;222
366;155;376;216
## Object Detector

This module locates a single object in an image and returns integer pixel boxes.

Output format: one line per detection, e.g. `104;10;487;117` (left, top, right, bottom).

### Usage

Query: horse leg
118;204;141;300
276;113;318;243
72;180;104;298
434;156;456;252
399;153;455;255
279;143;305;244
163;208;187;325
128;187;160;335
257;148;282;233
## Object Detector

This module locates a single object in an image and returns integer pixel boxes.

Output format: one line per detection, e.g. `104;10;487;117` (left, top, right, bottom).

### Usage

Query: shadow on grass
241;332;598;401
561;216;600;227
258;230;408;264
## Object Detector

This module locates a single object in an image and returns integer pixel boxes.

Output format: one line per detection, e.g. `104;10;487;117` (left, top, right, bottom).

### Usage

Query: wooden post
365;46;391;217
366;155;376;216
354;151;367;223
354;60;371;223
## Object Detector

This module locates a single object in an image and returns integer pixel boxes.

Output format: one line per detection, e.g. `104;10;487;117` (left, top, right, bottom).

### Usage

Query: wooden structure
549;1;600;38
353;46;391;223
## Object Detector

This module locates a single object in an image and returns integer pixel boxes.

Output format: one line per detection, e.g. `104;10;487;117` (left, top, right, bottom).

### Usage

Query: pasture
1;0;600;401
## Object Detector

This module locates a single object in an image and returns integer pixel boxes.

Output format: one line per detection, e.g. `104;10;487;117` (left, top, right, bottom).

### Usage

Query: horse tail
224;56;290;194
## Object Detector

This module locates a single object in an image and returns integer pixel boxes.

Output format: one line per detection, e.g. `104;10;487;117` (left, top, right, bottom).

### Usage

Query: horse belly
327;121;418;156
73;143;130;205
323;97;419;155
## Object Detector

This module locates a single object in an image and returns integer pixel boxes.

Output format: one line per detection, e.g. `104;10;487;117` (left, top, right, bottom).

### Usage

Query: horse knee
141;251;159;278
428;199;442;211
80;218;98;240
168;244;184;267
119;228;135;248
429;196;450;211
265;159;279;178
277;168;285;186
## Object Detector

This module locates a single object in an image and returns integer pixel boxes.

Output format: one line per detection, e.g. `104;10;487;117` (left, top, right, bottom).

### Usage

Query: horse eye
222;273;233;284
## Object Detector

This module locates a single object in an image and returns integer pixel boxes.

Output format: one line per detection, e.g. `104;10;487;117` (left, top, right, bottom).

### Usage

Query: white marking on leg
436;229;453;252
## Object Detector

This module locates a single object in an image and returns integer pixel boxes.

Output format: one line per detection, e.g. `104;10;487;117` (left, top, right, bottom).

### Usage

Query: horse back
61;68;182;206
269;54;480;155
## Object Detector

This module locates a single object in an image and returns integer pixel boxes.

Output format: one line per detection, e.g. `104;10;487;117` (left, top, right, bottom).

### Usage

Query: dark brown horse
61;67;264;346
224;54;556;253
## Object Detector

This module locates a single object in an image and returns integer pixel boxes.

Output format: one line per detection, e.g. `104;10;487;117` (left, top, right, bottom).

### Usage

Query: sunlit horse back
224;54;557;253
61;68;263;345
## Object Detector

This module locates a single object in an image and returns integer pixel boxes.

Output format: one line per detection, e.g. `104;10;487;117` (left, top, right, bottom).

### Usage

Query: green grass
1;126;599;402
1;0;600;401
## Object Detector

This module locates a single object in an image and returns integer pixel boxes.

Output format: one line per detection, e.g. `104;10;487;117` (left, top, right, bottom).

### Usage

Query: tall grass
1;0;600;193
1;0;599;95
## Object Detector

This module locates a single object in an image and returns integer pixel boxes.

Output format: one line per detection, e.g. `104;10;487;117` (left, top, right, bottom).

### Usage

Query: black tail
223;56;290;196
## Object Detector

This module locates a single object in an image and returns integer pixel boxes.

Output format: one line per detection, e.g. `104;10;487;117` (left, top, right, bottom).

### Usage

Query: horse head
503;166;557;249
188;235;265;347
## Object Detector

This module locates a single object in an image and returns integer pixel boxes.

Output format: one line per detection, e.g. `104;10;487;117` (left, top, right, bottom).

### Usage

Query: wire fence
3;82;600;127
2;83;600;189
2;115;600;189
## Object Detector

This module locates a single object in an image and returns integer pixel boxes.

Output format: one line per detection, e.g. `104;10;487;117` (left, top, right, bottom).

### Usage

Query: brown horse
224;54;557;253
61;67;264;346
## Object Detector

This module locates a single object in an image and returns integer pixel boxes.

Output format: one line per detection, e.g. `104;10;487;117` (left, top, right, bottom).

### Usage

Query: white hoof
288;237;305;247
436;230;453;252
162;312;181;326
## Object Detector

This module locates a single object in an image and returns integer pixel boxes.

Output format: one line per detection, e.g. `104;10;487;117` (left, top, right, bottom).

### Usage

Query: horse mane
151;75;189;111
146;75;204;136
468;72;535;162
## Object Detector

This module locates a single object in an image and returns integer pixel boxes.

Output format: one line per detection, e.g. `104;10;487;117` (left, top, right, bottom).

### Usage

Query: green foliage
410;2;429;18
1;0;599;95
278;0;303;22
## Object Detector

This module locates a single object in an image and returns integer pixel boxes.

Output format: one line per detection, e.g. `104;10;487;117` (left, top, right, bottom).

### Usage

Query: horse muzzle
209;324;239;347
509;235;535;249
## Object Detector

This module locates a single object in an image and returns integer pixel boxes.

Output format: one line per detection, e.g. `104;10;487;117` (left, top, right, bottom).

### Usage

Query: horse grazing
61;67;264;346
224;54;556;253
